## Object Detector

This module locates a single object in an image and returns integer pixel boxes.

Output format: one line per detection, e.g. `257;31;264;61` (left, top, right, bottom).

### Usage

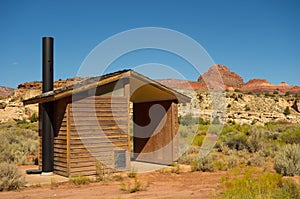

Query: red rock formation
157;79;202;90
241;79;300;94
198;64;244;89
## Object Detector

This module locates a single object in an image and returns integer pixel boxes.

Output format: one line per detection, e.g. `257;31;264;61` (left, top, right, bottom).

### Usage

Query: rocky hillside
177;89;300;125
0;78;85;123
0;86;14;99
1;65;300;125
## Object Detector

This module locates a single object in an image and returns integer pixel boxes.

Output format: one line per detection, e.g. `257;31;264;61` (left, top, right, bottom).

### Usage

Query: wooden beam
66;104;71;177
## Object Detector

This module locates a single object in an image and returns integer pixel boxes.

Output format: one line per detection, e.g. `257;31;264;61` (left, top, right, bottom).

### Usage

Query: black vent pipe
42;37;54;173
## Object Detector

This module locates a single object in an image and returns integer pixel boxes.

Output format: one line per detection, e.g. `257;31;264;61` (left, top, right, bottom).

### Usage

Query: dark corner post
42;37;54;174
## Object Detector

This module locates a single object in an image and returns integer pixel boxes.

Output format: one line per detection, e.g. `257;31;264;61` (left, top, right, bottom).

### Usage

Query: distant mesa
159;64;300;94
1;65;299;96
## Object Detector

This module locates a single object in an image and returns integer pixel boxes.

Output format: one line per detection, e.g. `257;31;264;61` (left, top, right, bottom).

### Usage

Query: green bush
274;144;300;176
244;105;250;111
192;135;205;146
0;123;38;165
179;113;200;126
225;132;248;151
285;91;290;97
219;168;300;199
29;113;38;123
70;176;90;186
284;106;291;116
0;162;25;191
246;128;263;152
279;128;300;144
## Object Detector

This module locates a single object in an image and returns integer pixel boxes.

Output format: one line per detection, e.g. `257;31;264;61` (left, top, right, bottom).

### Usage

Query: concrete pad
19;165;69;187
130;161;168;173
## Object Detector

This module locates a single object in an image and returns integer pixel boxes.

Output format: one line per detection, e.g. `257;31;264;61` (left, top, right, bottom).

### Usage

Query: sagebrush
0;162;25;191
274;144;300;176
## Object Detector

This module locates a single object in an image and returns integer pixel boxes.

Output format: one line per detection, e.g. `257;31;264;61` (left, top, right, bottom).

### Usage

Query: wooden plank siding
38;99;70;177
133;101;178;164
68;96;129;177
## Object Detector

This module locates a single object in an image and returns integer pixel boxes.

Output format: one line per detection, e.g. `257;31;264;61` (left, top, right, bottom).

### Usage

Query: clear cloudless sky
0;0;299;88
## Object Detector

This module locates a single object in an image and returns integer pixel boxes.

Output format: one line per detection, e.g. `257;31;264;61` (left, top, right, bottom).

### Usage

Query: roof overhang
23;70;191;105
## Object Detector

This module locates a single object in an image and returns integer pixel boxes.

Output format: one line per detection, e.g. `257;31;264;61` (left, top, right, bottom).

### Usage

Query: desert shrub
274;144;300;176
225;155;238;169
260;142;280;158
244;105;250;111
192;135;205;146
178;153;197;165
178;125;189;138
227;119;235;125
0;126;38;165
214;160;228;171
127;167;137;178
29;113;38;123
224;131;248;151
279;128;300;144
265;93;275;97
179;113;199;126
191;155;214;172
273;91;279;95
285;91;290;97
95;160;113;181
284;106;291;116
237;149;250;164
211;117;221;125
246;128;263;152
219;168;300;199
120;176;147;193
234;89;241;93
219;144;231;155
0;162;25;191
70;176;90;186
277;178;300;198
247;152;265;167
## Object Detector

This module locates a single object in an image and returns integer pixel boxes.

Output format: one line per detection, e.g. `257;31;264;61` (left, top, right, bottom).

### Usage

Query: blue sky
0;0;299;88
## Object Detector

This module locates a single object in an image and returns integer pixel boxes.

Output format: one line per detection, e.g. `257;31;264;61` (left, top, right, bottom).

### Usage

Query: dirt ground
0;171;226;199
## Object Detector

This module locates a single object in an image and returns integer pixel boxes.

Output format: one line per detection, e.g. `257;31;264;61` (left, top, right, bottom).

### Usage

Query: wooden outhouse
24;70;190;177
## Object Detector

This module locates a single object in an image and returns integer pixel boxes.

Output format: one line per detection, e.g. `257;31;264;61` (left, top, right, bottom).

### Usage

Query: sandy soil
0;171;226;199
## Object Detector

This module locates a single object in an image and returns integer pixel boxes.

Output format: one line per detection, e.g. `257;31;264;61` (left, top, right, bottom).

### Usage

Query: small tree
285;91;290;97
284;106;291;116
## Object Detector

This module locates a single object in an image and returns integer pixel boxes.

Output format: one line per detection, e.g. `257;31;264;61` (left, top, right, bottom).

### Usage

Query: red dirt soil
0;171;225;199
